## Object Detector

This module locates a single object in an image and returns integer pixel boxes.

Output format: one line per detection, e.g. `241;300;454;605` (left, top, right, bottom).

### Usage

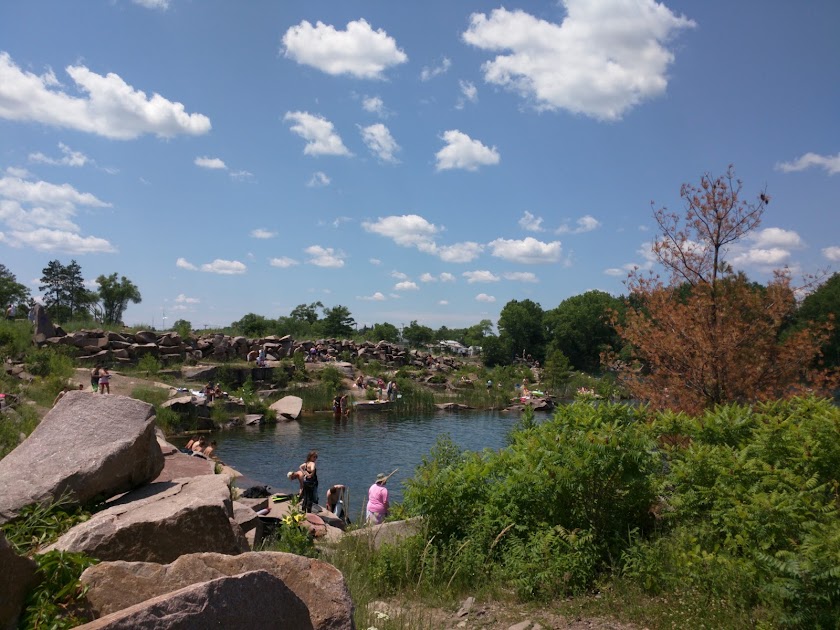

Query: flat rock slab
152;451;215;483
270;395;303;420
81;551;355;629
47;474;248;563
0;391;163;524
77;570;312;630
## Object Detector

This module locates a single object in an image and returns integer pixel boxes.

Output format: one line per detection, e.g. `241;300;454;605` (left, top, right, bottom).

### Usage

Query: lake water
197;410;520;518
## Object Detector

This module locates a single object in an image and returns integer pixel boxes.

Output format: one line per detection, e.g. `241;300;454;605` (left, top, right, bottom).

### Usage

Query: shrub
137;354;161;375
402;405;658;599
318;365;344;392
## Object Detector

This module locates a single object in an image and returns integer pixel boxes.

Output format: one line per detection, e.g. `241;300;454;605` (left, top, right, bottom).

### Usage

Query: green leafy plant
1;495;91;555
259;505;317;557
20;550;98;629
137;353;161;375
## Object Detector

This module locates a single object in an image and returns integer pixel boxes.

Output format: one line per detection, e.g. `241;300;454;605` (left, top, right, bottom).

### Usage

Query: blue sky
1;0;838;330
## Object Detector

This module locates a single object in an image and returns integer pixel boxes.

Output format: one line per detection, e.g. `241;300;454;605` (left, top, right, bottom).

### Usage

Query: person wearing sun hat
366;472;391;525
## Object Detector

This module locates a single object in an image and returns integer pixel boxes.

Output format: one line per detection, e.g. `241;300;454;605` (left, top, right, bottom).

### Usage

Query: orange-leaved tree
612;166;833;413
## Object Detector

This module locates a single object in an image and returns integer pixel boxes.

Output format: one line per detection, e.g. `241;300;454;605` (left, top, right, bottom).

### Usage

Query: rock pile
0;392;355;629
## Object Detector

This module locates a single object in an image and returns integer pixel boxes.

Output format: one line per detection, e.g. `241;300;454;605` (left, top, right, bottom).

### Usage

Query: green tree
498;299;546;363
366;322;400;343
544;290;623;372
402;320;434;348
542;348;572;393
95;273;141;325
321;304;355;338
290;301;324;325
232;313;273;337
463;319;494;348
39;259;92;322
796;272;840;367
480;334;512;367
0;264;31;313
172;319;192;339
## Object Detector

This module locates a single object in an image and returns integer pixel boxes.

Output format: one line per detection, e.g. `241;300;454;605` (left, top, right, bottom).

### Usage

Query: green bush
318;365;344;392
0;319;32;358
621;397;840;626
137;354;161;375
403;403;659;598
20;550;98;629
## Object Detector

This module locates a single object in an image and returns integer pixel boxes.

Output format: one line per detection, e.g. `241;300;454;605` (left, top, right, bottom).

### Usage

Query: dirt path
73;368;172;398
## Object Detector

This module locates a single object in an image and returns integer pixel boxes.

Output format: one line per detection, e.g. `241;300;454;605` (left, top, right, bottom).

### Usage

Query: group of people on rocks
183;435;217;459
286;449;390;524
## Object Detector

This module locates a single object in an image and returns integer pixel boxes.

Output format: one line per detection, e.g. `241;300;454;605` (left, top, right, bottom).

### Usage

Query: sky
1;0;838;331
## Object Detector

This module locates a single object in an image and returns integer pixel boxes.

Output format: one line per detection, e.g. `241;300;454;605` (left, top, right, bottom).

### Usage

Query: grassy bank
326;397;840;629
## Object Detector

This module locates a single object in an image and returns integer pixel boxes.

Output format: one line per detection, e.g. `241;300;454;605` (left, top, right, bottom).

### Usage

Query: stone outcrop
32;309;466;377
46;474;249;563
80;551;355;629
77;570;313;630
0;391;163;524
0;532;38;630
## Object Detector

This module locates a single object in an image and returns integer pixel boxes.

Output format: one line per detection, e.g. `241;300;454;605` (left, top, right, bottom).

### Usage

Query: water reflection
207;410;518;515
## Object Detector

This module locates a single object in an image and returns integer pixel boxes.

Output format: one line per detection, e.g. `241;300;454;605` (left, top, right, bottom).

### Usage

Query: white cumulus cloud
176;257;197;271
488;237;562;263
282;19;407;79
556;215;601;234
822;246;840;262
462;2;695;120
420;57;451;81
360;123;400;163
269;256;300;268
362;214;440;248
749;227;804;249
504;271;538;282
475;293;496;303
393;281;419;291
0;52;210;139
360;291;386;301
362;96;386;117
307;171;331;187
284;111;351;157
195;156;227;170
251;228;276;239
29;143;89;167
200;259;247;275
463;270;500;283
456;80;478;109
776;152;840;175
435;130;500;171
175;293;199;304
306;245;345;268
0;172;114;253
518;210;544;232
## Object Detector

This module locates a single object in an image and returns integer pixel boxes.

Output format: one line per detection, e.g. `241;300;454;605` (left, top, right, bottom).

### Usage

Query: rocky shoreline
0;390;423;629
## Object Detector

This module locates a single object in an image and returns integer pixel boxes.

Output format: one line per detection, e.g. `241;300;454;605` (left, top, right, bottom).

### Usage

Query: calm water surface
204;410;519;515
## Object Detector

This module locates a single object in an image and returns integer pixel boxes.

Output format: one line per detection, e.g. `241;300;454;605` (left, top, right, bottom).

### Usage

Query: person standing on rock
299;450;319;513
90;364;101;392
366;473;390;525
98;366;110;394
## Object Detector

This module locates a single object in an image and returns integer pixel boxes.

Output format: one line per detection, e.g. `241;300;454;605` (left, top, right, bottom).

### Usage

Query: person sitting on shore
191;436;207;454
200;441;217;459
325;484;347;517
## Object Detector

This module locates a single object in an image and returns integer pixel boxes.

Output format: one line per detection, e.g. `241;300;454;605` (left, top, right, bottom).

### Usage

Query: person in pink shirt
366;472;390;524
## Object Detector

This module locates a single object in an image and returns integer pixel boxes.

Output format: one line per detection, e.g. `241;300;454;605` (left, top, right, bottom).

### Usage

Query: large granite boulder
77;570;312;629
0;391;163;524
0;532;38;630
80;551;355;629
30;303;55;344
46;474;248;563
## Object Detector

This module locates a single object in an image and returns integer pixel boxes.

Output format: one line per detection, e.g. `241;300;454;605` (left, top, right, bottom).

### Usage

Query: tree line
1;260;141;326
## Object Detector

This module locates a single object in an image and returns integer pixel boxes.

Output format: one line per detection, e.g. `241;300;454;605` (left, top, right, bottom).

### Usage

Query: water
200;410;519;516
